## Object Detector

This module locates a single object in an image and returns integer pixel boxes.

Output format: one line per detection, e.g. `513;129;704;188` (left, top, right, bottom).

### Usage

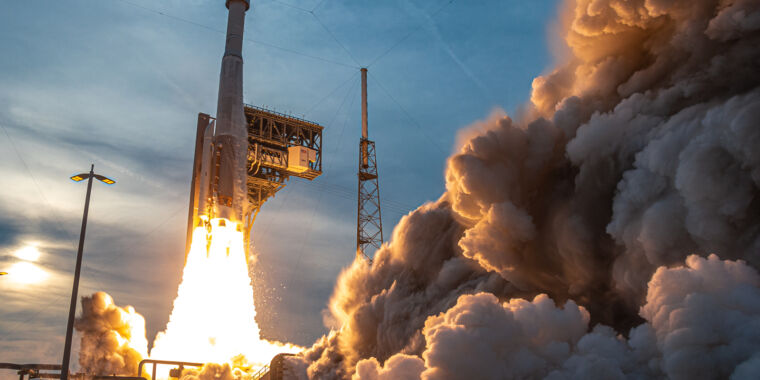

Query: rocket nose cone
226;0;250;11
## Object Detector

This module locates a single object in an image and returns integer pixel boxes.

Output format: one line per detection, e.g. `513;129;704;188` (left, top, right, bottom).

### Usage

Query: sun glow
7;261;48;284
150;218;300;370
15;245;41;261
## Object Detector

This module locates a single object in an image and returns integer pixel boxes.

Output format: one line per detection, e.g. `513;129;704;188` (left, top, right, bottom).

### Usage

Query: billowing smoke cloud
353;254;760;379
75;292;149;376
300;0;760;378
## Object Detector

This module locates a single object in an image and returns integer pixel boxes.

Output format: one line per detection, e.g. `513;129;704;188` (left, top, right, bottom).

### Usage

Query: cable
304;70;358;117
311;13;363;67
266;0;313;13
116;0;358;69
245;36;357;69
324;77;360;171
261;0;362;67
367;71;447;154
311;0;328;12
367;0;457;68
285;77;360;281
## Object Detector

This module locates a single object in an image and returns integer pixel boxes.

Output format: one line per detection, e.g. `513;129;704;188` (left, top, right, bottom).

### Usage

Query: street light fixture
61;164;115;380
0;272;7;276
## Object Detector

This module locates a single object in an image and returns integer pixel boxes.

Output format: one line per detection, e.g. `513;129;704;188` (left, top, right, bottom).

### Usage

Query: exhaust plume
353;254;760;379
76;224;299;378
300;0;760;378
75;292;149;376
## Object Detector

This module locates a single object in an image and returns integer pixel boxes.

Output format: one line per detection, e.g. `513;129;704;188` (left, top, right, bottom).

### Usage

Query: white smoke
298;0;760;378
75;292;149;376
352;255;760;380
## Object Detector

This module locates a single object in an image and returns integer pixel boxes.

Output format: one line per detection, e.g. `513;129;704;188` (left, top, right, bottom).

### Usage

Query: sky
0;0;559;368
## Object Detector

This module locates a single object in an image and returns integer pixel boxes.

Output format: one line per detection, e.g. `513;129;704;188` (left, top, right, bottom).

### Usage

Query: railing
137;359;204;380
251;364;269;380
244;104;320;127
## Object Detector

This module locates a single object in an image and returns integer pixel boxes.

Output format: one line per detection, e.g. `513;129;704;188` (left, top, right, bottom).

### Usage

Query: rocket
189;0;251;235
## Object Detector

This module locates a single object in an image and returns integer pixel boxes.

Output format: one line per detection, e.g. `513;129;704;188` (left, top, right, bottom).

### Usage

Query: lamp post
61;164;115;380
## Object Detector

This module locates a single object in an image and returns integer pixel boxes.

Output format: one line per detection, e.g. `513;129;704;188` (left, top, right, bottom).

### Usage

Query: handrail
251;364;269;380
137;359;204;380
244;104;322;128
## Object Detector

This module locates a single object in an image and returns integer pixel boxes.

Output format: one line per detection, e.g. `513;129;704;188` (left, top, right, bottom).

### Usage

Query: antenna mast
357;68;383;261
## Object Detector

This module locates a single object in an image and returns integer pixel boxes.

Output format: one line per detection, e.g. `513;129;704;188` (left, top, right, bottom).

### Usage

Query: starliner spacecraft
187;0;324;250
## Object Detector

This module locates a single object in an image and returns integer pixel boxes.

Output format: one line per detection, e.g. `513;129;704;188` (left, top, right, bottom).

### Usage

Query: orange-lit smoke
299;0;760;378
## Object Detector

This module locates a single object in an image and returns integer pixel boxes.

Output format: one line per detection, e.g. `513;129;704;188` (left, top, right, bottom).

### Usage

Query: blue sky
0;0;559;367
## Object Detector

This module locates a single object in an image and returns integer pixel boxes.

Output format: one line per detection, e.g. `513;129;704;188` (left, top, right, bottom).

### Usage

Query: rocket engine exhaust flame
75;219;302;379
75;222;300;379
150;219;300;368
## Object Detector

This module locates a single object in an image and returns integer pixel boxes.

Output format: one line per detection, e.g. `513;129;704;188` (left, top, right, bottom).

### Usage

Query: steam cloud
353;254;760;379
299;0;760;378
71;0;760;378
75;292;149;376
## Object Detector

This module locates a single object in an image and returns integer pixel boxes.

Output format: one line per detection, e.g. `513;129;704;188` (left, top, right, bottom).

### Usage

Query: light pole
61;164;115;380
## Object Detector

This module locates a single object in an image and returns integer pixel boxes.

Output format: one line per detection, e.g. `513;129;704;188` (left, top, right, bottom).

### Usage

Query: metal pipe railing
137;359;204;380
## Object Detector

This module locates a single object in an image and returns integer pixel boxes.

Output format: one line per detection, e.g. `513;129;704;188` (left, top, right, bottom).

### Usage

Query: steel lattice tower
357;68;383;260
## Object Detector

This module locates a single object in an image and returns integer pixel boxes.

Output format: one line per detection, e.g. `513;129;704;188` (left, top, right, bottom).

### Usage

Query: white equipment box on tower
287;146;317;173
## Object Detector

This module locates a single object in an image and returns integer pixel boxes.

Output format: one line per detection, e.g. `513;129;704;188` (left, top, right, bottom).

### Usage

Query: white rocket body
201;0;251;226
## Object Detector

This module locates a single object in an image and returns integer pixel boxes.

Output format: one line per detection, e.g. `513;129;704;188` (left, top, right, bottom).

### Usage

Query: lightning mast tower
356;68;383;260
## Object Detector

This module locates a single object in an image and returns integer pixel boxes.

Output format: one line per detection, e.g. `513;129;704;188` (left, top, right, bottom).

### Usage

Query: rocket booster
196;0;251;227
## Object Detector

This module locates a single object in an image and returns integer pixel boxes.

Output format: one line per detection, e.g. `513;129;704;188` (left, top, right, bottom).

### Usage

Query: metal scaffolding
243;105;324;246
357;138;383;260
356;68;383;260
186;105;324;254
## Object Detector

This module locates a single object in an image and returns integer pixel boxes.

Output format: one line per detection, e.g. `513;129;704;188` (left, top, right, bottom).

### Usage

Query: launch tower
185;0;324;252
356;68;383;260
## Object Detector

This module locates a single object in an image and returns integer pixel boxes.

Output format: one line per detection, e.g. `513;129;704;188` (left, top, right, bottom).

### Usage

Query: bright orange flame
150;218;300;369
